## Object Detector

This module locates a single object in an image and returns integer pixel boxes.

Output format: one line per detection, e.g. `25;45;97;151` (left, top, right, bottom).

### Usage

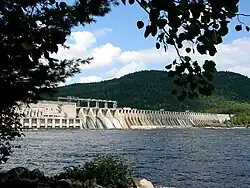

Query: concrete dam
17;97;230;129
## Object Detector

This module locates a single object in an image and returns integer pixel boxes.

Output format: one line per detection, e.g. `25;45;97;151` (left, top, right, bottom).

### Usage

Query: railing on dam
17;100;231;130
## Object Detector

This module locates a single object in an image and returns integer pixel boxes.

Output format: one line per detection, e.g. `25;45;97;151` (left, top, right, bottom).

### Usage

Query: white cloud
185;38;250;71
78;61;146;84
80;43;121;70
79;76;103;83
52;31;121;71
53;31;96;60
58;77;72;87
71;31;96;47
117;37;250;76
51;29;250;84
93;28;113;37
105;61;146;79
118;48;175;64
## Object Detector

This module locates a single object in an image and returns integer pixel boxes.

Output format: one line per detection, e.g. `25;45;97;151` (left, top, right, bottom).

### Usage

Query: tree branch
236;13;250;17
135;0;184;62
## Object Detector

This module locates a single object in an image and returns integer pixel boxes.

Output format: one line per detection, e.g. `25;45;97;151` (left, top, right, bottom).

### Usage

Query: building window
55;119;60;124
69;119;73;124
76;120;80;124
32;119;37;124
62;119;67;124
40;119;45;124
48;119;52;124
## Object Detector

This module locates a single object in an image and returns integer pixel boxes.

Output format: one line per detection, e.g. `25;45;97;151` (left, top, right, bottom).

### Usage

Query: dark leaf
186;48;191;53
166;38;175;45
156;42;160;49
137;21;144;29
164;45;167;52
177;43;183;48
157;19;168;29
215;36;223;44
184;56;191;62
157;33;164;42
59;2;67;9
246;26;250;32
192;61;198;67
235;25;242;31
49;0;56;4
165;64;172;70
218;26;229;36
208;45;217;56
141;0;148;7
179;33;187;41
151;25;158;36
144;25;151;38
128;0;135;5
197;44;206;55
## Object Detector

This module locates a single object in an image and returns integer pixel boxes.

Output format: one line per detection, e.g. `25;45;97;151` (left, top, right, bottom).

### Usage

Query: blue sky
55;0;250;85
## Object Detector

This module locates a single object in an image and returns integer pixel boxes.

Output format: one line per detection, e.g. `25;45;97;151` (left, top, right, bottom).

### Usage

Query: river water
1;128;250;188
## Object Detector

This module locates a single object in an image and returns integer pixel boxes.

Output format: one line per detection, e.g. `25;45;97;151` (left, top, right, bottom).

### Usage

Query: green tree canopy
0;0;118;163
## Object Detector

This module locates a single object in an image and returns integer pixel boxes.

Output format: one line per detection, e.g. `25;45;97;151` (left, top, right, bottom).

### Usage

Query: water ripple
1;129;250;187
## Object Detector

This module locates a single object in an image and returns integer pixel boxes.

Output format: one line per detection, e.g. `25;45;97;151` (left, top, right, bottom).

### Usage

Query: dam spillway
16;97;231;129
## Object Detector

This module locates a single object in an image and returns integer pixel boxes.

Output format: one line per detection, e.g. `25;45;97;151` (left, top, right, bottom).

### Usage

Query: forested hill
42;70;250;114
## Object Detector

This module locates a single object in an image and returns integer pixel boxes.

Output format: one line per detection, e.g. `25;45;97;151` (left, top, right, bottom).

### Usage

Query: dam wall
16;99;231;129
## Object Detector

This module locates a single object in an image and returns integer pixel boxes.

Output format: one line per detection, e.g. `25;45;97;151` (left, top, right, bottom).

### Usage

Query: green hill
42;70;250;114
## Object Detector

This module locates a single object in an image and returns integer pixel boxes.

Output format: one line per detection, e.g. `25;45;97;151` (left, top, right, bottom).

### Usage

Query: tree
122;0;249;101
0;0;118;163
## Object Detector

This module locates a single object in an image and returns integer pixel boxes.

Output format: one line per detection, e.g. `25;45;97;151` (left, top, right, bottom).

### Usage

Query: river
1;128;250;188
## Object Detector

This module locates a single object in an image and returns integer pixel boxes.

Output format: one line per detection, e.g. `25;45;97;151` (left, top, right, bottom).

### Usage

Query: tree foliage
231;112;250;126
0;0;118;163
122;0;249;101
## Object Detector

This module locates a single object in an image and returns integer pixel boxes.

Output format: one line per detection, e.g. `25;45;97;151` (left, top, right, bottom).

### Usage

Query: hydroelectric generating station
17;96;230;129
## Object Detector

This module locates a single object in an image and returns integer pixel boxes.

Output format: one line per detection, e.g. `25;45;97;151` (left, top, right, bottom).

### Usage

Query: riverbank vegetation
230;113;250;126
0;156;154;188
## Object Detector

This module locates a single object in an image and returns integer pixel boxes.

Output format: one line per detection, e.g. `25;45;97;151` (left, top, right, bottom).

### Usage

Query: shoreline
20;125;248;132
